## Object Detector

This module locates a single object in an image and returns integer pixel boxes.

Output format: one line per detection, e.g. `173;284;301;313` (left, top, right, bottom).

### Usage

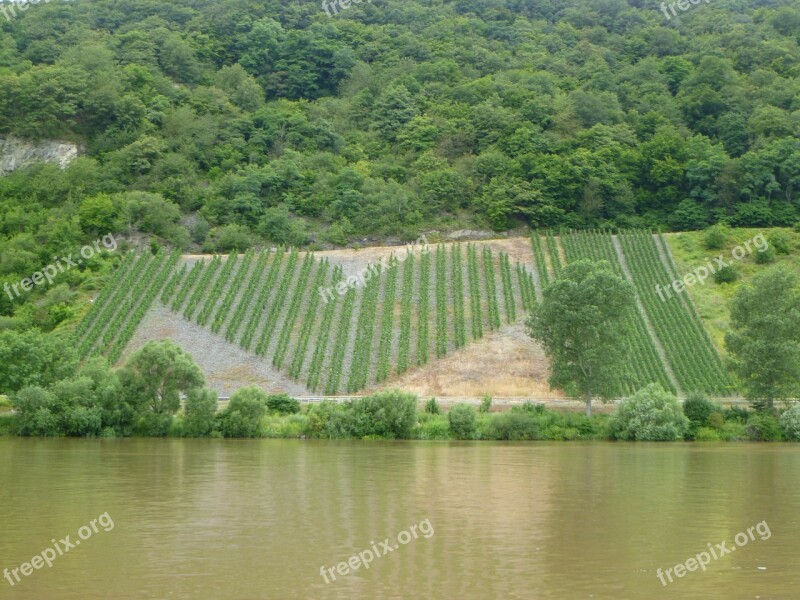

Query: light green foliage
779;404;800;441
610;384;689;441
449;404;477;439
0;329;78;394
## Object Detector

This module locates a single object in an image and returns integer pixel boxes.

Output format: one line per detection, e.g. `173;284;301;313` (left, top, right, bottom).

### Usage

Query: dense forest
0;0;799;330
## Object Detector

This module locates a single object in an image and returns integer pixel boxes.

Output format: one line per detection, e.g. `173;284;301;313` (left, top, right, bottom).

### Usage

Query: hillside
73;229;792;399
3;0;800;336
667;227;800;353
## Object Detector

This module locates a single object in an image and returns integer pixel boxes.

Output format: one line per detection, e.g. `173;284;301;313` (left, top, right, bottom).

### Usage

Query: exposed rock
0;136;79;175
446;229;496;240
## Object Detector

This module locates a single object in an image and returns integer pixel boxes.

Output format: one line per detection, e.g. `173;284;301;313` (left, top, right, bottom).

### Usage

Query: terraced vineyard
75;232;732;397
557;231;676;395
76;243;533;394
534;230;731;396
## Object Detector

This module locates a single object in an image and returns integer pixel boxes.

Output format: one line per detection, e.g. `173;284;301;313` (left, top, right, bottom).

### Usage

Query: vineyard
76;243;533;395
75;232;733;397
534;230;731;396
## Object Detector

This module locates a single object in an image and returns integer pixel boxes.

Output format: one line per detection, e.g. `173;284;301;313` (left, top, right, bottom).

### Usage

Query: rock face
0;136;79;175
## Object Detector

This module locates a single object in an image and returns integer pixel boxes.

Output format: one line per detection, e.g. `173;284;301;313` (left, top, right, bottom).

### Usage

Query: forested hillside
1;0;799;329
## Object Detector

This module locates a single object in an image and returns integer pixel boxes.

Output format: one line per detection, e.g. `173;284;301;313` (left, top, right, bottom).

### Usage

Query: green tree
217;386;267;438
610;384;689;441
449;404;477;439
183;388;219;437
119;340;205;435
527;259;636;416
0;330;78;394
725;266;800;412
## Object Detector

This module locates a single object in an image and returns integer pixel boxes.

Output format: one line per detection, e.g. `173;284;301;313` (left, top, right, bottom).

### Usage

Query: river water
1;439;798;599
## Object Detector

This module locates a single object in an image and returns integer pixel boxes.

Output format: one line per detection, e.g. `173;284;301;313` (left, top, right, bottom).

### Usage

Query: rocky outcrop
0;136;79;175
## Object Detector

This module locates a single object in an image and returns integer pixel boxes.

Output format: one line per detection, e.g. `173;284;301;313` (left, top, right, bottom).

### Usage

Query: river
1;439;798;599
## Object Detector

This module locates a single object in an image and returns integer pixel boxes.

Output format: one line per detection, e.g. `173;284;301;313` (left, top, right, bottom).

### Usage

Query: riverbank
3;389;797;442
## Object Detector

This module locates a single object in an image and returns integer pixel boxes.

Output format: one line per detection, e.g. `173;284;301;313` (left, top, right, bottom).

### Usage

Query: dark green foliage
755;246;776;264
306;391;417;439
746;414;782;442
767;231;792;255
266;393;300;415
424;397;440;415
217;386;268;438
723;406;750;424
183;388;219;437
714;265;739;284
683;392;717;437
484;412;542;441
2;0;797;346
448;404;477;439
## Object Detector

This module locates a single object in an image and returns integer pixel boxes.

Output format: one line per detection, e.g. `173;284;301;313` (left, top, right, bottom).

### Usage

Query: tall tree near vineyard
725;266;800;413
527;260;636;416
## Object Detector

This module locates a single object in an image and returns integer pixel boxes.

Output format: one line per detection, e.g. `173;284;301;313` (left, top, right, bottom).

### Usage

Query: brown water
1;439;798;599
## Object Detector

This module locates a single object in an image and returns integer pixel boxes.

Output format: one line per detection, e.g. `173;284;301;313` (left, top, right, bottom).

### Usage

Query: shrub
415;413;450;440
136;413;173;437
714;265;738;284
683;392;716;433
724;406;749;423
610;384;689;441
767;231;792;255
703;224;729;250
794;222;800;233
217;386;267;438
719;421;748;441
0;413;13;436
708;411;725;429
424;397;440;414
514;401;546;414
348;390;418;439
479;395;492;413
449;404;477;439
485;412;542;440
12;386;60;436
754;246;776;264
745;414;782;441
694;427;721;441
779;404;800;441
266;393;300;415
0;395;10;409
184;388;219;437
304;401;345;438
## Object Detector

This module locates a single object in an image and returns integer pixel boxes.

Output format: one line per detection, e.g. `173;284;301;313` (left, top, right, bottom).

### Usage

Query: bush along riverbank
3;382;800;442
